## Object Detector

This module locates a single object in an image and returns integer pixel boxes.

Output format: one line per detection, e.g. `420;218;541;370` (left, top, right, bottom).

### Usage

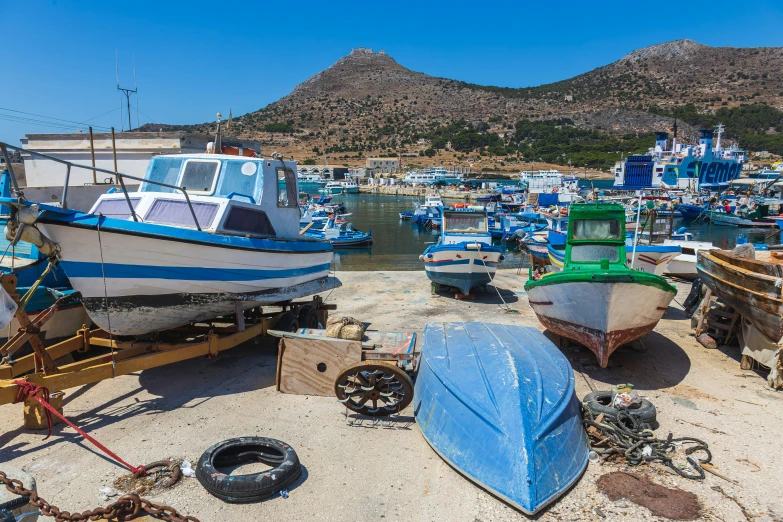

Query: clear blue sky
2;0;782;144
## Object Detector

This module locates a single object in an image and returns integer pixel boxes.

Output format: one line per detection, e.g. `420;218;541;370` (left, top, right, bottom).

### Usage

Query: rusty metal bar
61;164;71;209
0;143;20;194
181;188;201;231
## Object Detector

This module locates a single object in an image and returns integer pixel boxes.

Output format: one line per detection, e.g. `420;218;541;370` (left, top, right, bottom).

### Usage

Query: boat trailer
0;273;336;421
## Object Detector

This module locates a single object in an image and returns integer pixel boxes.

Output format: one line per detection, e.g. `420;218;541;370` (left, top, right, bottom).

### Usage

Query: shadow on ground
0;338;281;461
556;331;692;391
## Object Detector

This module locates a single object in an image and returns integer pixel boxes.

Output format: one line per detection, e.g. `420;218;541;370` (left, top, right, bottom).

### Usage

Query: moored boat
420;211;503;294
525;204;677;367
707;206;776;227
414;322;589;515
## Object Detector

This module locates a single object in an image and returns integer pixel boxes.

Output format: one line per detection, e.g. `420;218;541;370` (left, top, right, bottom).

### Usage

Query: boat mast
630;190;643;268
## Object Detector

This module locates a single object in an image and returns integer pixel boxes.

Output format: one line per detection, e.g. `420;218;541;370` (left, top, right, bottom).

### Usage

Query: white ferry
614;124;744;190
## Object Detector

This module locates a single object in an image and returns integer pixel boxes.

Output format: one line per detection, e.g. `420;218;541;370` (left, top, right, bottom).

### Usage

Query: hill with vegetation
140;41;783;170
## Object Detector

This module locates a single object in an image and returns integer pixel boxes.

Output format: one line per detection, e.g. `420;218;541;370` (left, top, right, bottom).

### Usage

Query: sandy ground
1;269;782;522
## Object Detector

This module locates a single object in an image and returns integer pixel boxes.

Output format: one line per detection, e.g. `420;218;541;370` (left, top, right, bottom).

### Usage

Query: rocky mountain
142;40;783;162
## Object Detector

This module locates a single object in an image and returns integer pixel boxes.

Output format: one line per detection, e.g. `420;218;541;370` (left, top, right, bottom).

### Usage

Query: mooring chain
0;470;200;522
582;408;711;480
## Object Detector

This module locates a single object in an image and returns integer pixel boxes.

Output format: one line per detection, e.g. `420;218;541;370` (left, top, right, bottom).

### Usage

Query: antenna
116;51;138;131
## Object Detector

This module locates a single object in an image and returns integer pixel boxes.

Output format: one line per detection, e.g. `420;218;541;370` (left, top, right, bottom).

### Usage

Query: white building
20;132;260;188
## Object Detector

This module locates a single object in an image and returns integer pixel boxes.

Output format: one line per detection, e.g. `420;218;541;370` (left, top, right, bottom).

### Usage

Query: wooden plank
695;289;712;336
278;338;362;397
710;249;783;277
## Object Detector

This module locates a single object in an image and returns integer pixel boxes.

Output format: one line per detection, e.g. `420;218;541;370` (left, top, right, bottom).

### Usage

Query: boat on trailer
525;204;677;367
420;211;504;294
414;322;589;515
0;146;339;336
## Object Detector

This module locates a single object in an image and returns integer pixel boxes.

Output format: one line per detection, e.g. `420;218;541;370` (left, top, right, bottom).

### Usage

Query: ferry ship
519;170;580;204
404;168;467;186
613;124;744;190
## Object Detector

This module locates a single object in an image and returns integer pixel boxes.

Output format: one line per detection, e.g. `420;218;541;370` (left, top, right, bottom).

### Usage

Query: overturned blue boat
414;322;589;514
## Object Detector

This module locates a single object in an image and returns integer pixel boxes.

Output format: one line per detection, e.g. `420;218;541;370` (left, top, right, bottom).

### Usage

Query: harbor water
310;191;782;272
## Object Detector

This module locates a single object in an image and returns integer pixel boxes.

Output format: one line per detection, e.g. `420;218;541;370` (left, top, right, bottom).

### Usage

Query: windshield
140;157;182;193
570;244;620;262
445;213;486;232
571;219;621;240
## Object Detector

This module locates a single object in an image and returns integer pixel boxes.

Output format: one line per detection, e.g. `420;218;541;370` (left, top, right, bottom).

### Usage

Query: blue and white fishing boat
305;219;372;246
0;147;339;336
420;211;504;294
414;322;589;514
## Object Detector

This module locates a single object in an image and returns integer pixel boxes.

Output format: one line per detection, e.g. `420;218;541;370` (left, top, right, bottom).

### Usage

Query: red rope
13;380;147;476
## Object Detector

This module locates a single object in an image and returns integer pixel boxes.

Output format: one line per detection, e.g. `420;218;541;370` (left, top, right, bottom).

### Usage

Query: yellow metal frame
0;297;335;406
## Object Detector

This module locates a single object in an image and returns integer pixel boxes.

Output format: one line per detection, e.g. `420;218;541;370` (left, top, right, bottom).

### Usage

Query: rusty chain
1;470;200;522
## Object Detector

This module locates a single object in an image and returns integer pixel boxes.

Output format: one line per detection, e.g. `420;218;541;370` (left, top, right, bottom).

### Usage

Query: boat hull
696;249;783;342
39;221;338;335
422;247;501;294
626;245;680;276
708;211;776;227
414;322;589;515
526;279;675;367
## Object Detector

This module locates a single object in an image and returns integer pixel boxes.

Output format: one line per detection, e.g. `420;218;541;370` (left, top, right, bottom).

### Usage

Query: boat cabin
88;154;303;239
441;211;492;246
564;204;627;271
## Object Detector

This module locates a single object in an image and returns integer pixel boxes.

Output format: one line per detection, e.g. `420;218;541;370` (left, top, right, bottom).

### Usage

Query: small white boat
320;181;344;195
663;240;717;279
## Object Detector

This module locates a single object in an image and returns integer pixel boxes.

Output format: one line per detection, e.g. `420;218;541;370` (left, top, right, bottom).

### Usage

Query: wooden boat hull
696;249;783;342
414;322;589;514
421;245;501;294
525;277;675;367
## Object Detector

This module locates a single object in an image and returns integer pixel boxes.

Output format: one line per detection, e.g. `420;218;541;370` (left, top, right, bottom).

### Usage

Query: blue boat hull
675;204;706;219
414;323;589;514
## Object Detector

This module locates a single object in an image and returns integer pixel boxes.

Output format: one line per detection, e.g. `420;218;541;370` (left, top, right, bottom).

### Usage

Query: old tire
275;312;299;333
196;437;301;503
297;305;319;329
583;391;657;424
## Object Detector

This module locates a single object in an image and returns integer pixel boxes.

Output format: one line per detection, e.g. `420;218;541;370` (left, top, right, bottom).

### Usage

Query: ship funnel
654;132;669;152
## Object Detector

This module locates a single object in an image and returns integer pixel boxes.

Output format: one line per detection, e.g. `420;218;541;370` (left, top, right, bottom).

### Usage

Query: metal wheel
334;362;413;417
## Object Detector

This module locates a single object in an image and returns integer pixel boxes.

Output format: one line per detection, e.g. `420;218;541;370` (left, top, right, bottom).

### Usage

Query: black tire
682;279;703;318
275;312;299;333
196;437;301;503
297;305;319;329
583;391;657;424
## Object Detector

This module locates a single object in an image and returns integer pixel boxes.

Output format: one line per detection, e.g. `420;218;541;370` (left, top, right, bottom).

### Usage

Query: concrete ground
1;269;781;521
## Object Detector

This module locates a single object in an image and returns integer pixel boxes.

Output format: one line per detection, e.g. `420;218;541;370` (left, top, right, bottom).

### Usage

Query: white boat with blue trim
420;211;504;294
0;147;339;336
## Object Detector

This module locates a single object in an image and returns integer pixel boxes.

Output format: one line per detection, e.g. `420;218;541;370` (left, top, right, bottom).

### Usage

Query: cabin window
277;166;298;208
570;245;619;263
140;157;182;193
92;197;141;219
222;206;276;236
217;160;261;202
571;219;621;240
445;214;486;232
144;199;219;229
179;160;220;194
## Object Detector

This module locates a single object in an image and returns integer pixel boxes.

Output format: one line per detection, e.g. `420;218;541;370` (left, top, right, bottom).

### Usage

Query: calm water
306;189;781;272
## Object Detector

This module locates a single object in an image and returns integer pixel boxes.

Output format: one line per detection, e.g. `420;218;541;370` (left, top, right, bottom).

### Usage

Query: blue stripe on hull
424;269;493;295
60;261;331;281
424;259;499;268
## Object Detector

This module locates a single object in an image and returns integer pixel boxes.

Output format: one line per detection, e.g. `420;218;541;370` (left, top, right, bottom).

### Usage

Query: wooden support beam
0;318;273;406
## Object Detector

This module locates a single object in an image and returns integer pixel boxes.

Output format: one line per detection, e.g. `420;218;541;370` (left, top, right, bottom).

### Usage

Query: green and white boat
524;204;677;367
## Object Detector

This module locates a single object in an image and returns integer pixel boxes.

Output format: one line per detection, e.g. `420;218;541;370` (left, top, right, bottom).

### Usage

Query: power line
0;107;114;131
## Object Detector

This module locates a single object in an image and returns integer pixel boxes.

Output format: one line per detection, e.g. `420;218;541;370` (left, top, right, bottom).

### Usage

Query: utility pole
116;52;138;131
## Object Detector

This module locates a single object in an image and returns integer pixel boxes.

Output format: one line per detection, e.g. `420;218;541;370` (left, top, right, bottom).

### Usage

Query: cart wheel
334;362;413;417
276;312;299;333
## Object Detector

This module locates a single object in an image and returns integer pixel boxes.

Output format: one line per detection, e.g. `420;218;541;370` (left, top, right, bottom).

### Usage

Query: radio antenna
116;51;138;131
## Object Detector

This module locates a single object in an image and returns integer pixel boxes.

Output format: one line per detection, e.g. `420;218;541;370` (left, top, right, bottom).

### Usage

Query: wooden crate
276;338;363;397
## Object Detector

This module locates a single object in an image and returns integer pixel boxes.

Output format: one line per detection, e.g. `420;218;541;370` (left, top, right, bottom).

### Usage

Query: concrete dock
1;270;781;521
